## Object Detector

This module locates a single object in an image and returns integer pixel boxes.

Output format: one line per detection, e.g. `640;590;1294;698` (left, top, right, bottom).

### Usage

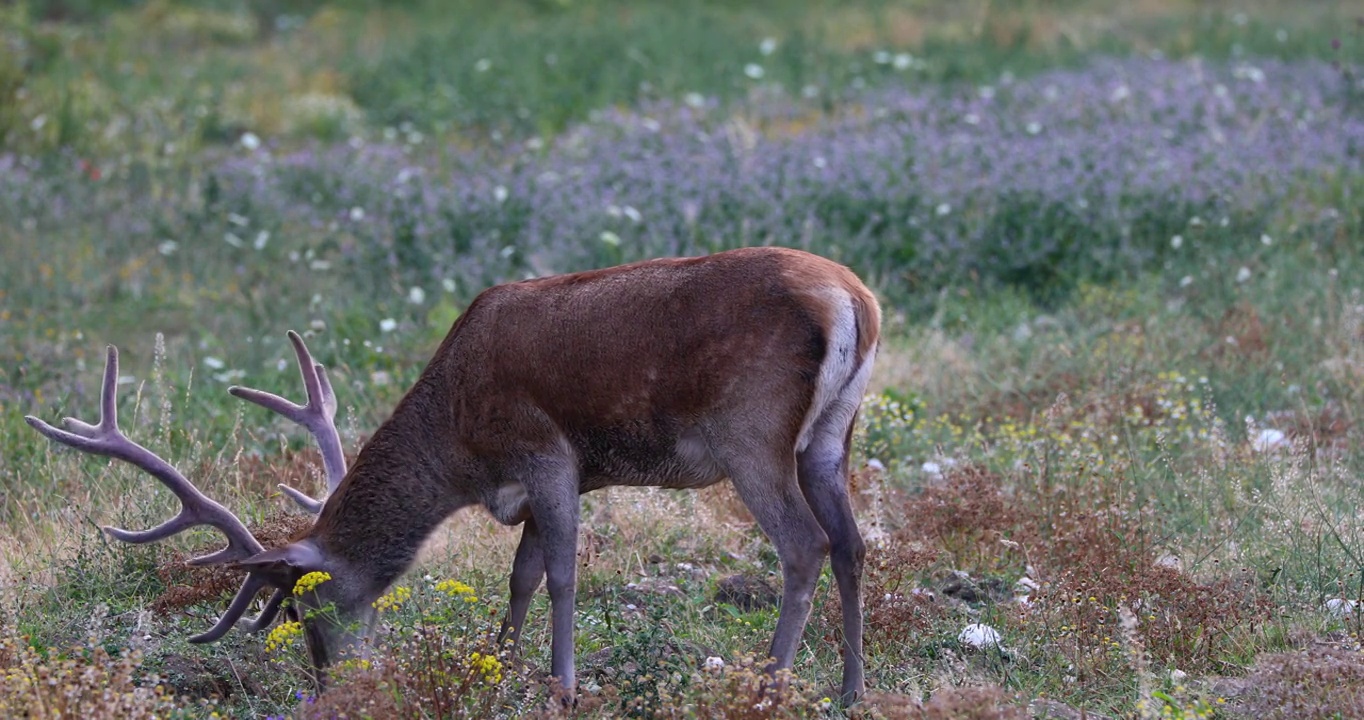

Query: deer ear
236;541;323;587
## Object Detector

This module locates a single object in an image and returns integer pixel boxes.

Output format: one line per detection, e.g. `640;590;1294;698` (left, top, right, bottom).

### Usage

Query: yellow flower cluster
467;651;504;684
293;571;332;596
337;658;373;672
265;621;303;653
373;585;412;612
436;578;479;603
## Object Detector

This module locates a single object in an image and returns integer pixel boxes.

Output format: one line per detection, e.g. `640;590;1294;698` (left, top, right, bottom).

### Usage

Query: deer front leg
498;519;545;649
523;456;581;698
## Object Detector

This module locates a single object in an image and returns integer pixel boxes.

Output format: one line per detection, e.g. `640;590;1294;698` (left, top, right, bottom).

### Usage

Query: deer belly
573;424;726;490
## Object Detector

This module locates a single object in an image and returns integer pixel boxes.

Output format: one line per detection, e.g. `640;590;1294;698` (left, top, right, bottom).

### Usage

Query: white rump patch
795;291;869;453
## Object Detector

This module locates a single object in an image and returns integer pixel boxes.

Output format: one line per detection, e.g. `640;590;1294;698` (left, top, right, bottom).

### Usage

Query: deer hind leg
499;519;546;649
710;435;829;672
797;407;868;704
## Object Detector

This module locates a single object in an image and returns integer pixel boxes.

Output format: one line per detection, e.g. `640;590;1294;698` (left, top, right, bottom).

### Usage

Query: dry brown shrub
295;665;406;720
1206;302;1270;361
900;465;1037;572
852;685;1028;720
0;635;214;718
1027;482;1271;676
816;496;944;651
153;511;313;611
651;658;818;719
1236;646;1364;719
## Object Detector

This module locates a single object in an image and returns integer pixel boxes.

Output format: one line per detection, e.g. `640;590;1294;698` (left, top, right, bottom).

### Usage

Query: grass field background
3;0;1364;717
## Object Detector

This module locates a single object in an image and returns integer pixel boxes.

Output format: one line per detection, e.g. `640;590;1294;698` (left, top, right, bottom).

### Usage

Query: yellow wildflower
436;578;479;603
468;651;504;684
265;621;303;653
293;571;332;596
373;585;412;612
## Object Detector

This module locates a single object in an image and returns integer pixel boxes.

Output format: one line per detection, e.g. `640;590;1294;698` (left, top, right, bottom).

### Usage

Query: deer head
29;247;881;704
24;331;375;682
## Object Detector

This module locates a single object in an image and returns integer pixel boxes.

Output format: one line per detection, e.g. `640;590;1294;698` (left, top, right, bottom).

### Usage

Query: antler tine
189;574;277;643
236;587;288;634
25;346;265;564
229;330;347;512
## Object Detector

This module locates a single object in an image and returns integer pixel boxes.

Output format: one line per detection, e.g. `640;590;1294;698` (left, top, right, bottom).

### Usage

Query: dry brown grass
852;685;1028;720
1235;646;1364;719
153;510;313;612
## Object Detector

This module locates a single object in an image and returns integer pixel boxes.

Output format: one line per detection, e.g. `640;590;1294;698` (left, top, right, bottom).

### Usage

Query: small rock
957;623;1003;650
1325;598;1359;618
1252;428;1289;453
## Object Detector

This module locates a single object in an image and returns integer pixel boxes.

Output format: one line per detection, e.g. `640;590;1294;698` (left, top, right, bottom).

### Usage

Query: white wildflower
759;38;777;56
1236;267;1252;283
379;318;397;333
240;132;261;150
203;357;225;370
744;63;765;80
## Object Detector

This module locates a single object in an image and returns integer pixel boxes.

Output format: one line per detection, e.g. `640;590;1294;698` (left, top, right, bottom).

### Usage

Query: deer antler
229;331;346;514
25;346;281;642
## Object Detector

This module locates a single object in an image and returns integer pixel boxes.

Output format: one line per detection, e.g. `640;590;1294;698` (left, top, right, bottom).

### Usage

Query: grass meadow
3;0;1364;716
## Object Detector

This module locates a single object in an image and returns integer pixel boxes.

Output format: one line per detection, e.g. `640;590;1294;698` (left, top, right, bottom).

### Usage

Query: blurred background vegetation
1;0;1356;156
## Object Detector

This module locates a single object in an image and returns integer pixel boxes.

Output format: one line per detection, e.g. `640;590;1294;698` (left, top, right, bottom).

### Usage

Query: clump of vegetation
1237;647;1364;720
853;686;1028;720
0;634;215;718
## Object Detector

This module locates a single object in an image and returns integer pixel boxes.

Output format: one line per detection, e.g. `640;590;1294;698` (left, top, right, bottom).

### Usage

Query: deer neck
310;375;472;592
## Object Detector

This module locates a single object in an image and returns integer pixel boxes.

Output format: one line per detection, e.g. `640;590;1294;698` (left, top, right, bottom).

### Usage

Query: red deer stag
27;246;881;703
